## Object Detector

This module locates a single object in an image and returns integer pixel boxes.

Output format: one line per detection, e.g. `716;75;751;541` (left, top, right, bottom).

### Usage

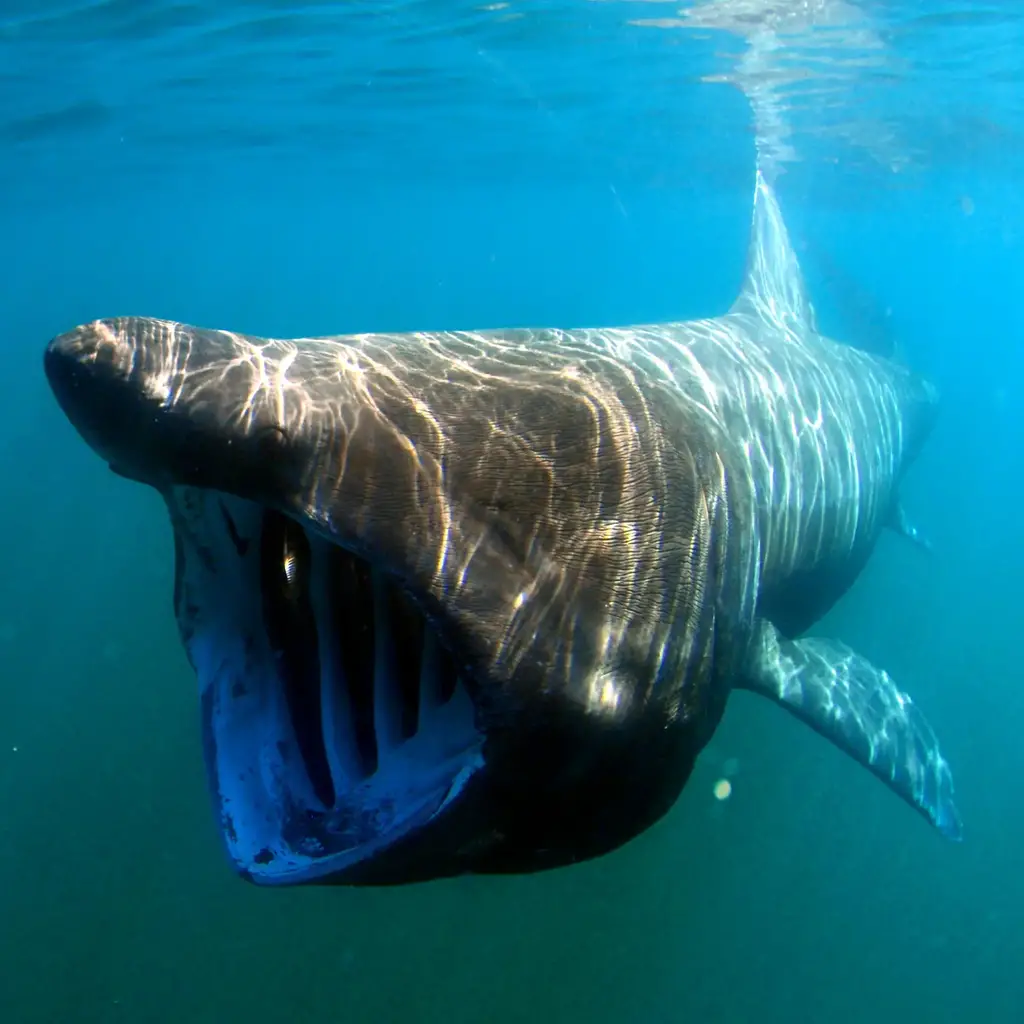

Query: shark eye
254;423;290;458
482;499;529;565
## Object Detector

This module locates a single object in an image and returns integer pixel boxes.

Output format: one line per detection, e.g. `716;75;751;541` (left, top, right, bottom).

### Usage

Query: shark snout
45;319;154;479
46;319;125;372
44;317;303;495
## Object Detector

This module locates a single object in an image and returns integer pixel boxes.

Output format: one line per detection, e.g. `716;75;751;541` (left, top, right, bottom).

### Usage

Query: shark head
45;317;725;885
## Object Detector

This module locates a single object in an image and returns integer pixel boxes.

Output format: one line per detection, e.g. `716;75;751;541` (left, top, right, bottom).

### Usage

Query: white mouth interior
171;488;484;885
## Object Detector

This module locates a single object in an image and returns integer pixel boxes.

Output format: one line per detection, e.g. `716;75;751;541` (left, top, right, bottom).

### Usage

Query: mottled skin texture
44;172;959;884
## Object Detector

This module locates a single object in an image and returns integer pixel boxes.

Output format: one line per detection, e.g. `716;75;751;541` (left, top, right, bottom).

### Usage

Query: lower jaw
198;667;485;885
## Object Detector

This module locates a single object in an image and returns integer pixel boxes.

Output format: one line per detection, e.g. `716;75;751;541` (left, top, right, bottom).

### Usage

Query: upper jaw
44;317;313;501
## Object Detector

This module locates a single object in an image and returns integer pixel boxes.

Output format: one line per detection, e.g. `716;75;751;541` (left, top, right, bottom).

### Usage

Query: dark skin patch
219;499;250;556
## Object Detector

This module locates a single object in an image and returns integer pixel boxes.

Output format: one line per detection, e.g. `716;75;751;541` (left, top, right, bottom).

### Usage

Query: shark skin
43;170;960;888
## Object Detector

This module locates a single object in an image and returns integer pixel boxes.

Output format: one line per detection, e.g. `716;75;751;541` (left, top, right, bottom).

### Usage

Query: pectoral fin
739;620;962;840
888;501;934;553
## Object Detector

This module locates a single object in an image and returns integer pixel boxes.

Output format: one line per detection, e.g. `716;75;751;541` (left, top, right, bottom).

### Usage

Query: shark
43;168;960;887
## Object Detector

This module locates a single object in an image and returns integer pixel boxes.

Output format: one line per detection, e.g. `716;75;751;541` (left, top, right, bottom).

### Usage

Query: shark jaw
170;486;486;886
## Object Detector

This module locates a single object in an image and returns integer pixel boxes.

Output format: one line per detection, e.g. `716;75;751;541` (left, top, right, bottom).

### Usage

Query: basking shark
44;171;961;887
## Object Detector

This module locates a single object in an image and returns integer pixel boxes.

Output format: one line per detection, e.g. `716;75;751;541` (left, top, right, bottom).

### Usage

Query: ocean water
1;1;1022;1022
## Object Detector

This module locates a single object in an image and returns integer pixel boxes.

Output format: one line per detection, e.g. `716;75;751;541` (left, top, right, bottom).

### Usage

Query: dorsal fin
730;169;817;335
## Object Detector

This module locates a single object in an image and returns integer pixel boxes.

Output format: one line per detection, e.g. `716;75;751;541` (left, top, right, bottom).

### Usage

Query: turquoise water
2;1;1023;1021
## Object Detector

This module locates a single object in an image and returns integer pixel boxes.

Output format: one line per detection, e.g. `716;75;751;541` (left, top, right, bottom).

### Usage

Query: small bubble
722;757;740;776
960;196;975;217
713;778;732;801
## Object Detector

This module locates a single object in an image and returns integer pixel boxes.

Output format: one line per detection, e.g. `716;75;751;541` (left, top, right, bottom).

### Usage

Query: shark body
44;171;960;886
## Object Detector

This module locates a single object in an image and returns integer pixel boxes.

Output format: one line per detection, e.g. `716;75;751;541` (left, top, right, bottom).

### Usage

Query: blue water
2;1;1022;1021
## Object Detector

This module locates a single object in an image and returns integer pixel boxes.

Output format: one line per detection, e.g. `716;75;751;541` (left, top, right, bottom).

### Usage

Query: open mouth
171;487;485;885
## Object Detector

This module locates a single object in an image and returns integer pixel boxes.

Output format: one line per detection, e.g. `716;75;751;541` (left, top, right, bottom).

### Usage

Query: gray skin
44;170;960;888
